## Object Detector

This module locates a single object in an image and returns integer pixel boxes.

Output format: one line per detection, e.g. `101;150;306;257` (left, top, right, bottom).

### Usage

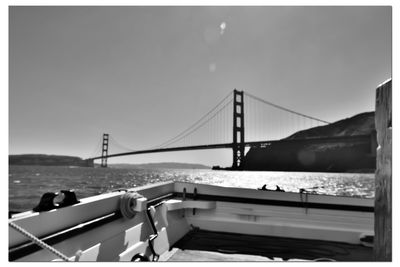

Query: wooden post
374;79;392;261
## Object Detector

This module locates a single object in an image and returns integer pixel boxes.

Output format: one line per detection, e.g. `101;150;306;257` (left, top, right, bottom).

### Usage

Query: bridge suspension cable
244;91;330;124
149;91;233;149
88;135;104;159
108;135;138;153
165;98;232;147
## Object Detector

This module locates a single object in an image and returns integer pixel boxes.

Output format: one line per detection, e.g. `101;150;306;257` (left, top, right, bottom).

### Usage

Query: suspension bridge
86;90;373;169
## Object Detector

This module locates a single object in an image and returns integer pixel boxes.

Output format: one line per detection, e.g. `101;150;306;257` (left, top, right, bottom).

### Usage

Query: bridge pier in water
232;89;245;170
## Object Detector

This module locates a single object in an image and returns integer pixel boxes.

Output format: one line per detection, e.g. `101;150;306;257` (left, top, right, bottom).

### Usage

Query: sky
8;6;391;167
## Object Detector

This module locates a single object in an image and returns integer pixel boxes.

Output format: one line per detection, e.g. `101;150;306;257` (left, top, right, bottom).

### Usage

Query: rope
120;192;144;219
9;221;71;261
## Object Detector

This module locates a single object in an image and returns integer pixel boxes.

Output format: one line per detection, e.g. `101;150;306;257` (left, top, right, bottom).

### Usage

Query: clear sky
9;6;391;166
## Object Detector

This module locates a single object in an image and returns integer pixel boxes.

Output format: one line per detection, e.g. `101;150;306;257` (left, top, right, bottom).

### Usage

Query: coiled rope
120;191;143;219
9;221;71;261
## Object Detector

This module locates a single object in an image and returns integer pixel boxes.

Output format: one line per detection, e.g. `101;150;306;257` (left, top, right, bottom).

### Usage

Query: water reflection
9;165;374;212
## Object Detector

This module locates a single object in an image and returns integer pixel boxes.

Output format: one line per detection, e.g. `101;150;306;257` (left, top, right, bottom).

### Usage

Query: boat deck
164;229;373;262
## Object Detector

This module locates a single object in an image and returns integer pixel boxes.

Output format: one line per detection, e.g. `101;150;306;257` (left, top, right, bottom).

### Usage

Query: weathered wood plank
374;79;392;261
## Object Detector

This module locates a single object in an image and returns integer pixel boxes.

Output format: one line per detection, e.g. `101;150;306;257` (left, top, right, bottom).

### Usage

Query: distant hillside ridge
285;112;375;140
9;154;93;167
243;111;376;173
8;155;209;169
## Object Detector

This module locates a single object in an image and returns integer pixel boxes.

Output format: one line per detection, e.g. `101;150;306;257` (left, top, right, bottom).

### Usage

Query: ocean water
8;165;375;212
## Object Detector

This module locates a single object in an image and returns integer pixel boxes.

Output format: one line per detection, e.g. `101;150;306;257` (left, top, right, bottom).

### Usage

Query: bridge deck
88;134;372;160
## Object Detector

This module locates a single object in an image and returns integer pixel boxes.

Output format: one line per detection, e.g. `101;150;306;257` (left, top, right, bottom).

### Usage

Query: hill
9;154;209;169
285;112;375;139
243;112;376;173
9;154;93;167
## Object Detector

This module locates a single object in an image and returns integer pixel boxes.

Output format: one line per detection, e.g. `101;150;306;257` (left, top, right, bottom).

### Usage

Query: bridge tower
232;89;245;170
101;133;109;168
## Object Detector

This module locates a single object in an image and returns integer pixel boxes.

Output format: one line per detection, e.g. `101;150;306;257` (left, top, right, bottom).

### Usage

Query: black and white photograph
7;4;393;262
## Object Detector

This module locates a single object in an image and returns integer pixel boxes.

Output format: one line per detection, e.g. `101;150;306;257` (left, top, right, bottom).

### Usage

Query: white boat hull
9;181;374;261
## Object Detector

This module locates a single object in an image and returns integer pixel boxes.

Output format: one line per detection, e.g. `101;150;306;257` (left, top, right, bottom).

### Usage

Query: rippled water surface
9;166;374;212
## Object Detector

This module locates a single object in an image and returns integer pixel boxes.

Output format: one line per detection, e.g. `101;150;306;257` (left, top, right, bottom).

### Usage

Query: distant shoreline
9;154;210;170
9;154;91;167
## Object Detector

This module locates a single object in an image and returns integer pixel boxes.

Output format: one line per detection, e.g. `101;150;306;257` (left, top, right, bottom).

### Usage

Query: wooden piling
374;79;392;261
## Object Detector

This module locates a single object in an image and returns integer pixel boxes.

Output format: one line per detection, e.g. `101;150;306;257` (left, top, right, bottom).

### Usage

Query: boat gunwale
174;192;374;212
173;182;374;208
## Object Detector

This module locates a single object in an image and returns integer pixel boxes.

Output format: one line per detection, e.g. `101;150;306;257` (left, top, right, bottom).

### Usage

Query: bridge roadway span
88;134;372;161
